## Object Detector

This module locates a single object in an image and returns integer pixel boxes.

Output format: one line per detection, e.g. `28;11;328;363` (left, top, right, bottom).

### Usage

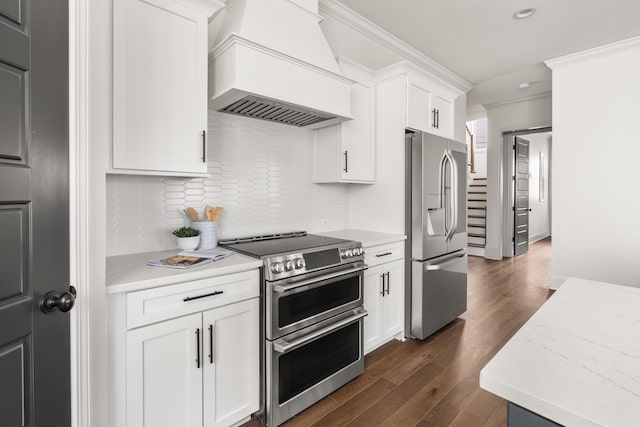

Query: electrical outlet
320;218;332;226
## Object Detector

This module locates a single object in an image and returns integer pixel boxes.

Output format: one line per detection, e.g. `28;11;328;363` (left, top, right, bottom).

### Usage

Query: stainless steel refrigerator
405;130;468;340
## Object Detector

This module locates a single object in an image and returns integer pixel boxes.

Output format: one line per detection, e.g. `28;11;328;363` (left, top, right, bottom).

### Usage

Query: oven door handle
272;264;367;293
273;308;368;354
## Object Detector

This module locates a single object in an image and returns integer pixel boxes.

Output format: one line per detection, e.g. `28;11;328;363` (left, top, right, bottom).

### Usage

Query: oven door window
278;321;359;404
278;274;360;328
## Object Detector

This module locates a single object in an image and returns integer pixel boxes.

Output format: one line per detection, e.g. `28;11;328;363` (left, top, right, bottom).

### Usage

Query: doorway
502;128;552;257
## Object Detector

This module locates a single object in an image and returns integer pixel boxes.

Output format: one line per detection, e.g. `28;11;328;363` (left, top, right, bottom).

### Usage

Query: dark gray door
0;0;71;425
514;137;530;256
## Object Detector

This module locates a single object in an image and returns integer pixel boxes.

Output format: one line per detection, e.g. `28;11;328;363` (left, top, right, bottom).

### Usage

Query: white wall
526;133;551;243
106;112;350;256
471;149;487;177
484;94;552;260
548;38;640;288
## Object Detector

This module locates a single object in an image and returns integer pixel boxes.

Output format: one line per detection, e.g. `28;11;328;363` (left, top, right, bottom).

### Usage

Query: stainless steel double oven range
220;232;367;427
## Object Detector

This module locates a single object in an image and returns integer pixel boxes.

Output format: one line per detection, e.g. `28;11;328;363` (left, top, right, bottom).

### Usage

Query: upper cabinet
111;0;223;176
381;61;463;140
314;58;376;184
405;70;458;139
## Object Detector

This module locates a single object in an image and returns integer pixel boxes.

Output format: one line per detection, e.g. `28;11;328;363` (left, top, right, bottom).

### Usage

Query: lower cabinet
126;299;259;427
363;242;405;354
110;269;260;427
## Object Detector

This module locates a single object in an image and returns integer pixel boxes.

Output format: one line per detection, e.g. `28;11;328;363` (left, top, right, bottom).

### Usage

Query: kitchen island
480;277;640;426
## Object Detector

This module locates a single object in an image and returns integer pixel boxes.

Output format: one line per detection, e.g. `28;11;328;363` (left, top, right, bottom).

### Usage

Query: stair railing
466;125;476;174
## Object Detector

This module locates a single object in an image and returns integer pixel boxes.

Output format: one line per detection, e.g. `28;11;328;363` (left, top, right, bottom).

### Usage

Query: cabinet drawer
126;269;259;329
365;242;404;267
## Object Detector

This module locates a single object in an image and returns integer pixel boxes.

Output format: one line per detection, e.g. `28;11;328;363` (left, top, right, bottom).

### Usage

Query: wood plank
309;378;396;427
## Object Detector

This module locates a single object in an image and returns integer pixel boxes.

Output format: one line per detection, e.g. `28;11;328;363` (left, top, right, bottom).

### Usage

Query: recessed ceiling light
513;8;536;19
519;82;531;89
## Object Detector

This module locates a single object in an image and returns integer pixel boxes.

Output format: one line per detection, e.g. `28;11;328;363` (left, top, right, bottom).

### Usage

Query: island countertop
480;277;640;426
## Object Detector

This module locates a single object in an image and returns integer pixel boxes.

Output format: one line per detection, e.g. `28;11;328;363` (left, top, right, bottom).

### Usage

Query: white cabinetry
314;58;375;183
405;70;457;139
110;269;260;427
363;242;404;354
126;313;204;427
203;300;258;427
111;0;223;176
376;61;462;140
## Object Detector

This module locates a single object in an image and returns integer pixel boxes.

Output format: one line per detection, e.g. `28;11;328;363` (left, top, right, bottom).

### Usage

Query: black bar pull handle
202;130;206;162
380;273;385;297
343;150;348;173
432;108;437;128
436;109;440;129
375;252;392;258
195;328;201;369
208;324;214;364
385;272;390;295
183;290;224;302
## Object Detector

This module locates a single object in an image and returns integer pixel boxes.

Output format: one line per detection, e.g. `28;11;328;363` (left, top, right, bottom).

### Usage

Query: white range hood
208;0;354;128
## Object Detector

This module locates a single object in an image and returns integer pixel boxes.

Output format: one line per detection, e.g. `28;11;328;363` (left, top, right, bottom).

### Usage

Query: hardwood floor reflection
245;238;553;427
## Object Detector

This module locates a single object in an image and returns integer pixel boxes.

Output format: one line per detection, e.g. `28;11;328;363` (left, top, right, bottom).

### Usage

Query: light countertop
317;229;406;248
480;277;640;426
106;249;262;294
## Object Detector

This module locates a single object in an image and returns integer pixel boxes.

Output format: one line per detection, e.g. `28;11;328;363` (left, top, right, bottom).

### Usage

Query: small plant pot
176;235;200;251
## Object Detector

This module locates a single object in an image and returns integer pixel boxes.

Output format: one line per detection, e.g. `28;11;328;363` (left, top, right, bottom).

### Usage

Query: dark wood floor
247;238;553;427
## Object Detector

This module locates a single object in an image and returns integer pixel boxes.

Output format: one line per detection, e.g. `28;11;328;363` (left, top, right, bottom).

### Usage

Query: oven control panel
264;242;364;281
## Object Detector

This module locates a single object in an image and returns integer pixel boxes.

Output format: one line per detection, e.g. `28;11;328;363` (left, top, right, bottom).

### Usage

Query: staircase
467;177;486;256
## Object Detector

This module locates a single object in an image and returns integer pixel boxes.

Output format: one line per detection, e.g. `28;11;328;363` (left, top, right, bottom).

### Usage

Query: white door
406;80;432;132
203;299;259;427
363;266;384;353
126;313;203;427
431;94;453;138
112;0;208;174
340;81;375;182
382;260;404;339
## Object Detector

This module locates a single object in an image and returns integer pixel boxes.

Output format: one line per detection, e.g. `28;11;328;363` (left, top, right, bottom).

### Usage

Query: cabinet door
431;94;453;138
340;81;375;182
406;79;432;132
382;259;404;339
113;0;208;175
126;313;203;427
363;265;384;354
203;298;259;427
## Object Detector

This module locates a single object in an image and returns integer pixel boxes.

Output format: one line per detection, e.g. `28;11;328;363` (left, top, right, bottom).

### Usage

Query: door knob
40;285;77;314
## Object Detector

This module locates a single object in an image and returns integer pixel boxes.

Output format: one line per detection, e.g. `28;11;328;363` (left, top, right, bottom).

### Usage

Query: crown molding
483;91;552;110
318;0;473;93
545;35;640;69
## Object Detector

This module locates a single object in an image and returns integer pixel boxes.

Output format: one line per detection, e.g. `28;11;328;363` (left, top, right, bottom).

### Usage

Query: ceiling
337;0;640;111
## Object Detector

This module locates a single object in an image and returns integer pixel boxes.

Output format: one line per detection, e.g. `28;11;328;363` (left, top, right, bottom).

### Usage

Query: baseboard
529;232;550;244
550;275;568;290
467;246;485;257
484;246;502;260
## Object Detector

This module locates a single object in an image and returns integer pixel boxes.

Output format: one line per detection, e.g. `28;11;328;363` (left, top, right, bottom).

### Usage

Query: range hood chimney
209;0;354;128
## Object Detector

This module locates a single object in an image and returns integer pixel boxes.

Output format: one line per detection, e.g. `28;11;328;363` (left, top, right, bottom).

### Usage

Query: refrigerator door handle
439;152;448;211
449;149;459;241
424;252;466;271
444;150;457;242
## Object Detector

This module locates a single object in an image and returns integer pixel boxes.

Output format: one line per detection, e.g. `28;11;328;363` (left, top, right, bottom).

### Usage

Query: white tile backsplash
106;111;349;256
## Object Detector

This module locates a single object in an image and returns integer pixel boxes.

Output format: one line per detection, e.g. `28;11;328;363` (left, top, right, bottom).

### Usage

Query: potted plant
172;226;201;250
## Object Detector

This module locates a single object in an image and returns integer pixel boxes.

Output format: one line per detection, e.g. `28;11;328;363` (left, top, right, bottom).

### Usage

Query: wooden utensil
212;206;224;221
187;207;200;222
205;205;216;222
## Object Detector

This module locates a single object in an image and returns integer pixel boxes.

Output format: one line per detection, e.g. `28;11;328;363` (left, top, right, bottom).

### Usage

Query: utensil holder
192;222;217;249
